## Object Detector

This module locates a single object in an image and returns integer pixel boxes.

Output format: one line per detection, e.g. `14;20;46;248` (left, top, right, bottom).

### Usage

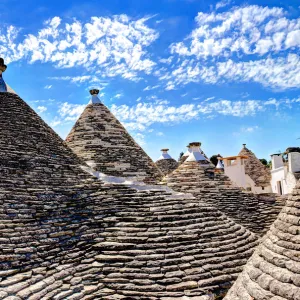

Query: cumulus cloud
0;15;159;82
163;53;300;89
111;96;298;133
170;5;300;58
58;102;86;121
164;5;300;90
37;106;47;113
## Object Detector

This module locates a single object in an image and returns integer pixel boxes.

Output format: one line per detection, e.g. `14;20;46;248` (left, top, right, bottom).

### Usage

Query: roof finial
89;89;102;104
243;143;246;148
186;142;210;163
0;57;8;92
158;148;172;160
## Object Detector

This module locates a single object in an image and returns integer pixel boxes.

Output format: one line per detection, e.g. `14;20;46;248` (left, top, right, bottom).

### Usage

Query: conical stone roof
0;91;107;270
155;149;179;176
167;159;284;236
0;91;259;298
66;90;163;183
224;180;300;300
238;144;271;187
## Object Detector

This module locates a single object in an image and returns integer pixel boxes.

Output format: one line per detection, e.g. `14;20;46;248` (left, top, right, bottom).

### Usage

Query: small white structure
270;147;300;195
222;155;272;194
215;157;224;173
180;144;192;163
158;148;172;160
88;89;102;104
185;142;212;166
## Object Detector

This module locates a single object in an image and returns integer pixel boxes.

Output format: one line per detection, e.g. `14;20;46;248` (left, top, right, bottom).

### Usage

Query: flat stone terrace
0;92;258;299
224;180;300;300
167;161;285;236
66;103;163;184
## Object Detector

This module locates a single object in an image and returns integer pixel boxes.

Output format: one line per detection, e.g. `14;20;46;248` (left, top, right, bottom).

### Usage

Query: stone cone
239;145;271;187
0;91;109;270
66;101;162;183
156;157;178;175
0;91;260;299
167;160;284;236
224;180;300;300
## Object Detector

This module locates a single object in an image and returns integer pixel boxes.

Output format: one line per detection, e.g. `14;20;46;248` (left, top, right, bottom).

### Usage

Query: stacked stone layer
66;103;162;183
0;92;259;299
224;180;300;300
167;161;285;236
239;146;271;187
156;158;179;176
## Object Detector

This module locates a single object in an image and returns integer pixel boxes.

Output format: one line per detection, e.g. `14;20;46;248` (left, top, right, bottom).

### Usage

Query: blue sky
1;0;300;161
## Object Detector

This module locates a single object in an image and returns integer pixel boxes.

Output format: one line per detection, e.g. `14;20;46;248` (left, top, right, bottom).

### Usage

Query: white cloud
143;85;160;91
49;75;94;83
241;126;259;133
163;53;300;90
58;102;86;119
1;15;159;82
204;96;215;102
216;0;231;10
165;5;300;90
111;96;298;133
156;131;164;136
44;85;52;89
37;106;47;113
132;132;146;146
170;5;300;59
114;93;123;99
50;116;61;127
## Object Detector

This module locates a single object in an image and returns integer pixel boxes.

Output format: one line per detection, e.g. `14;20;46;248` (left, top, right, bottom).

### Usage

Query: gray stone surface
166;161;285;236
238;145;271;188
224;180;300;299
0;92;259;299
66;101;163;183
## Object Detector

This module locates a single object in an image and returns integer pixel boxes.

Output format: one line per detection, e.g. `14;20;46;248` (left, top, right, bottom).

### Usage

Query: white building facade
271;148;300;195
222;155;272;194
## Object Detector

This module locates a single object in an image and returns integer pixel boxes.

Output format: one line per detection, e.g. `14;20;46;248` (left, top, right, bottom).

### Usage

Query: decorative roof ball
0;57;7;92
90;89;100;95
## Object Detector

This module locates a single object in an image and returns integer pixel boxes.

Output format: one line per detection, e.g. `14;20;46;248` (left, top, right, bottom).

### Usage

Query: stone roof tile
0;91;260;298
66;91;163;183
224;180;300;300
238;145;271;187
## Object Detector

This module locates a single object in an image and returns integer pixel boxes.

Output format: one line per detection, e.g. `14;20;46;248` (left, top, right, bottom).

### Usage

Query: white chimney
186;142;209;162
271;153;283;170
89;89;102;104
158;148;172;160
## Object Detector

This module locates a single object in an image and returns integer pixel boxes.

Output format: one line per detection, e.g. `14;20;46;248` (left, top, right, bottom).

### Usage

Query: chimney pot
90;89;100;95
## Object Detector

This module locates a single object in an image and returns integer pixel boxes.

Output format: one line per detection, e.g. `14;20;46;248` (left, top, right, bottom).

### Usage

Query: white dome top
186;145;210;163
216;159;224;169
89;94;102;104
158;149;173;160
